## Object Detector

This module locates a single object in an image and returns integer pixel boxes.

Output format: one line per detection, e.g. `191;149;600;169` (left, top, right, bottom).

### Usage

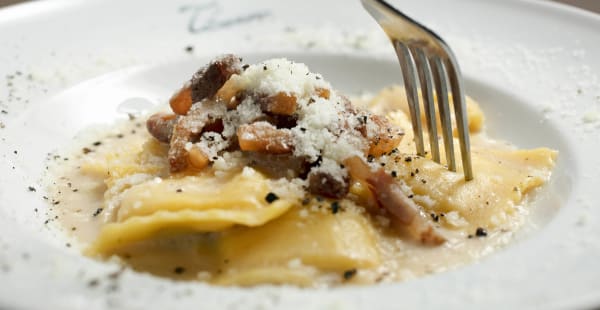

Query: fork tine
393;40;425;156
445;59;473;180
412;47;440;163
431;57;456;172
361;0;474;180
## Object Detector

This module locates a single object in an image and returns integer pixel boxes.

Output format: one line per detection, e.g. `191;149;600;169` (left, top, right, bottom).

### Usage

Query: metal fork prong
431;57;456;171
393;40;425;156
412;47;440;163
445;59;473;180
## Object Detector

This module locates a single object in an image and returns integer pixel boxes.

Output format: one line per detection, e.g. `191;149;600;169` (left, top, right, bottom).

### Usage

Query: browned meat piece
263;114;298;129
258;92;298;115
237;122;294;154
168;119;196;172
168;100;226;172
365;115;404;156
257;88;329;116
344;156;445;245
215;79;246;110
146;113;177;143
188;145;210;170
190;54;242;104
315;87;331;99
355;113;404;156
169;86;193;115
307;170;349;199
168;55;242;115
246;153;310;179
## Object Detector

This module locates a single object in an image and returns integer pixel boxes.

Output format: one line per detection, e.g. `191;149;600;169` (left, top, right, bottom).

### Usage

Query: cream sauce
46;93;552;287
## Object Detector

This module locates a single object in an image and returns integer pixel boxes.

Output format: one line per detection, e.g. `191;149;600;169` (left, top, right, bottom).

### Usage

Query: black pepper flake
430;213;439;222
0;110;7;114
176;188;183;193
404;157;412;162
391;171;397;178
13;150;17;154
408;194;414;198
92;208;103;217
116;133;124;139
475;227;487;237
421;179;427;184
265;192;279;203
82;147;92;154
300;127;306;132
65;243;71;248
174;266;186;274
92;141;102;146
88;279;100;287
263;65;268;71
184;45;194;53
28;186;36;192
367;155;375;163
108;267;125;280
330;201;340;214
343;269;357;280
242;64;250;70
312;155;323;167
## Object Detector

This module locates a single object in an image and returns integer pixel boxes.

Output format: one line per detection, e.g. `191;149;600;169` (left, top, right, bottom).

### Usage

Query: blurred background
0;0;599;13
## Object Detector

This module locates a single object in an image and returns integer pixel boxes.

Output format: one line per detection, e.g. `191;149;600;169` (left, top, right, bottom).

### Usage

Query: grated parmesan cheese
230;58;331;98
183;58;374;186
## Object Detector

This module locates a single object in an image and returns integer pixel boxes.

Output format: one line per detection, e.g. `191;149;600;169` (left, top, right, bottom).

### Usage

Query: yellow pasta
218;206;380;272
50;57;556;287
88;169;301;255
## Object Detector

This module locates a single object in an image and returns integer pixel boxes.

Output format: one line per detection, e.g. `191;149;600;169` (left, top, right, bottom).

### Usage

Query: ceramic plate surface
1;0;599;309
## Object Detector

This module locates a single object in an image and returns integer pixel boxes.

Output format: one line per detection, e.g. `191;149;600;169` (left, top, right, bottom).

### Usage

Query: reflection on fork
361;0;473;181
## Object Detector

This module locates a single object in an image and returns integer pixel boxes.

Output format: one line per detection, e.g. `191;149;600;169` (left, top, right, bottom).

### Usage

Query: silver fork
361;0;473;181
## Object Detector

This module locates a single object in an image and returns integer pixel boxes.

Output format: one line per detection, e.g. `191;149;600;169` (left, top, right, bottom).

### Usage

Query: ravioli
50;58;557;287
88;168;302;255
377;100;557;230
219;206;380;271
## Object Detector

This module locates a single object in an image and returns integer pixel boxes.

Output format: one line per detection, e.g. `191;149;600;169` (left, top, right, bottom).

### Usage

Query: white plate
1;0;600;309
